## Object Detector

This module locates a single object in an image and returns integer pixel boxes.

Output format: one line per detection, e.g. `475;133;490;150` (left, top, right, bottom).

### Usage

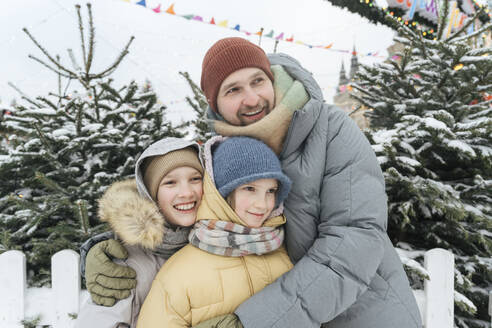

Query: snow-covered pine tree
0;4;185;286
179;71;212;144
352;5;491;327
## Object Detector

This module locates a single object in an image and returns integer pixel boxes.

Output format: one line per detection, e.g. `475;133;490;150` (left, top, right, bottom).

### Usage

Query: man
82;37;422;328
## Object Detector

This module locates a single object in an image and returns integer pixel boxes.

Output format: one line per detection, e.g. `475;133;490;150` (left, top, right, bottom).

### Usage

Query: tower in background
333;44;369;130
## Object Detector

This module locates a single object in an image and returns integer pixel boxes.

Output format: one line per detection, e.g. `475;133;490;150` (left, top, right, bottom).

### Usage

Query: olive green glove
192;314;244;328
85;239;137;306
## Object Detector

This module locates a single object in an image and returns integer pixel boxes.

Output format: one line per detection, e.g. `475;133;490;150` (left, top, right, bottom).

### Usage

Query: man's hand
193;314;244;328
85;239;137;306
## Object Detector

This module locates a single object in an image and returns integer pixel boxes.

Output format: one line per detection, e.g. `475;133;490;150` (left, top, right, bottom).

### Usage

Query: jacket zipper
240;257;254;297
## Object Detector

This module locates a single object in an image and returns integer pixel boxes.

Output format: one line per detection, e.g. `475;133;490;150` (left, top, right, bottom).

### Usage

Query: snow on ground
1;0;395;125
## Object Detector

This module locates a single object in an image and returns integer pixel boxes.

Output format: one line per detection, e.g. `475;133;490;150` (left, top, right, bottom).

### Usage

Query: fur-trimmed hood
98;138;203;250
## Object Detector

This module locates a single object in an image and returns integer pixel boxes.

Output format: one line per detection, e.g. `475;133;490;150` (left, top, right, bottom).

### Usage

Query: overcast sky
1;0;397;120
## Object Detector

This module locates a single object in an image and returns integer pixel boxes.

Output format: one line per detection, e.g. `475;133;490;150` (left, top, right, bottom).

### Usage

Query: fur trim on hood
98;179;165;249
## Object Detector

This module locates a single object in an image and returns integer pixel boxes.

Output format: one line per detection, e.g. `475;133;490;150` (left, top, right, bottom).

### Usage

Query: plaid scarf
189;220;284;257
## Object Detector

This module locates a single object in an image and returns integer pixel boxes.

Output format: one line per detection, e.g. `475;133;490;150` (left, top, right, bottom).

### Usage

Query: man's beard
236;100;272;126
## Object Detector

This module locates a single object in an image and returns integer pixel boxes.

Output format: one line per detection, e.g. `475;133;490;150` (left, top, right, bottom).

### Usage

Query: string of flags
122;0;386;58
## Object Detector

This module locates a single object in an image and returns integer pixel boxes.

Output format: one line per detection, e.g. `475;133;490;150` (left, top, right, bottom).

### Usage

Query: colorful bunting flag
122;0;385;58
165;3;175;15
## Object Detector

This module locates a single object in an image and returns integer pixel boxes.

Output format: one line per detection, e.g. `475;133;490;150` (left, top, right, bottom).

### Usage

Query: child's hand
192;314;244;328
85;239;137;306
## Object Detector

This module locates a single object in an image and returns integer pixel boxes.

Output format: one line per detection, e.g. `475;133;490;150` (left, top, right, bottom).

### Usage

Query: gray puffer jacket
209;53;422;328
77;138;202;328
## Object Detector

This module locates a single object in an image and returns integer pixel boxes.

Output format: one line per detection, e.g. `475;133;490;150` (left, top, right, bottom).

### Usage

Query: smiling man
195;37;422;328
215;67;274;126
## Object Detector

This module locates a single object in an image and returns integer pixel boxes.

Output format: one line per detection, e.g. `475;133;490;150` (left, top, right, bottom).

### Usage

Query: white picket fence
0;248;480;328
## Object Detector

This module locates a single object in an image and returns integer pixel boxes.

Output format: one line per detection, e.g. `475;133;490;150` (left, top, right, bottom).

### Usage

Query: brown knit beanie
143;147;203;202
201;37;274;112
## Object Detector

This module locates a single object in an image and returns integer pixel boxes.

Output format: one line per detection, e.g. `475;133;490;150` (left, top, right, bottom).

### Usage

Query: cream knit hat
143;147;203;201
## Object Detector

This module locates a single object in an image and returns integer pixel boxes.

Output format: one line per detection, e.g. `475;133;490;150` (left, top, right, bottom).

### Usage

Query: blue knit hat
212;137;291;207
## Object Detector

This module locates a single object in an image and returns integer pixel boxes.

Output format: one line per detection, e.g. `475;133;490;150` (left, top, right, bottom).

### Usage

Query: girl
136;136;293;328
76;138;203;328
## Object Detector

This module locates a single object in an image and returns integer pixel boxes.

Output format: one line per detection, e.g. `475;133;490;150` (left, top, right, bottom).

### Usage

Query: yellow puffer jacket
136;171;293;328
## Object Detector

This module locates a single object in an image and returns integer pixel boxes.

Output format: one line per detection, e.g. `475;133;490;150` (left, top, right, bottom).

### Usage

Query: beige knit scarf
212;65;310;155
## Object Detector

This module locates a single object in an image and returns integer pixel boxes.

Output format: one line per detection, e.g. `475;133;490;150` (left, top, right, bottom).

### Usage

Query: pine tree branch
99;81;122;102
67;49;81;72
62;77;73;100
47;92;67;101
86;85;100;121
8;82;43;108
75;4;88;72
35;172;70;195
450;22;492;44
180;71;208;109
32;123;56;155
414;31;430;59
7;194;40;215
85;3;95;76
58;105;77;122
468;98;492;110
75;104;83;136
436;0;449;41
27;55;75;80
56;55;62;108
74;199;90;235
447;7;487;42
37;96;58;110
94;36;135;79
467;47;492;56
22;28;76;78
